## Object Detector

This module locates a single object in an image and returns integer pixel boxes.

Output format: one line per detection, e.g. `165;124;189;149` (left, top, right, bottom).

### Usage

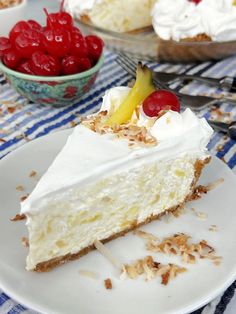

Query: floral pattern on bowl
0;55;104;107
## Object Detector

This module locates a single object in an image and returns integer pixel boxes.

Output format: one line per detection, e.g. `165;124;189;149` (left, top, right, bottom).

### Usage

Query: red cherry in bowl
0;37;11;58
70;33;88;58
46;12;73;31
31;51;60;76
28;20;43;32
85;35;104;62
43;28;71;58
77;57;91;73
142;90;180;117
15;29;44;58
17;60;35;75
3;49;21;70
61;55;80;75
9;21;31;44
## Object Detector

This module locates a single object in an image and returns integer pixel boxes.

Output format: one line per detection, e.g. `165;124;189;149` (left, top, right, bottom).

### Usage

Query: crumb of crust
189;185;208;201
136;231;221;266
104;278;112;289
29;170;37;178
216;144;224;152
10;213;26;221
171;206;186;218
122;255;186;285
0;138;6;143
16;185;24;192
82;111;157;147
209;225;219;232
189;179;224;202
21;237;29;247
21;194;29;202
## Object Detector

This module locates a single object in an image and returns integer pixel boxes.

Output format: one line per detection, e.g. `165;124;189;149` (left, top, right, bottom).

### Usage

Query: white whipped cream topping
21;86;213;214
64;0;102;16
152;0;236;42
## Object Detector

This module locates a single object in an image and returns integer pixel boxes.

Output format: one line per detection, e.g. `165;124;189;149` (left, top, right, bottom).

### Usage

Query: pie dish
72;0;236;62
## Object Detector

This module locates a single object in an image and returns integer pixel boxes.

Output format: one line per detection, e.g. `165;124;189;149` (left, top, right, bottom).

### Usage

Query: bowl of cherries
0;2;104;106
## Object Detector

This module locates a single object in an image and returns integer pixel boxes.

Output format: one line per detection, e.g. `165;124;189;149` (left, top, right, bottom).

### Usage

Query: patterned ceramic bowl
0;55;104;107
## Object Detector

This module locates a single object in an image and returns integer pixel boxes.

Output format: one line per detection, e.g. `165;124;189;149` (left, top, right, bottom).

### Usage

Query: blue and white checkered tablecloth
0;50;236;314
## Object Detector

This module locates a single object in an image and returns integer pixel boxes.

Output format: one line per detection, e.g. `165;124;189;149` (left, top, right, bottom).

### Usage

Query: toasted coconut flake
82;114;157;147
94;240;122;270
104;278;112;289
21;237;29;247
16;185;24;191
134;230;159;242
79;270;98;280
140;232;221;266
206;178;224;191
196;212;207;220
10;213;26;221
123;256;186;285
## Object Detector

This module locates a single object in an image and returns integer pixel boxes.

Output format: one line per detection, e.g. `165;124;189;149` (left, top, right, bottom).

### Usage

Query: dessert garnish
142;90;180;117
0;0;104;75
135;231;222;266
106;63;155;126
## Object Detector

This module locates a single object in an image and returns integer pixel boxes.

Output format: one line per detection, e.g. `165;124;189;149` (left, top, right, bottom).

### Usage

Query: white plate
0;129;236;314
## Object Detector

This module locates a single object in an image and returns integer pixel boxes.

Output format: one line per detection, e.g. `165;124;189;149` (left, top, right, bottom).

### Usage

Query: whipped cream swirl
152;0;236;42
64;0;102;17
100;86;213;147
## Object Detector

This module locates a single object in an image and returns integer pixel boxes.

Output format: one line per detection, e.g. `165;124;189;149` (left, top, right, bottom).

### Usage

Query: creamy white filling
152;0;236;42
65;0;156;32
26;154;200;270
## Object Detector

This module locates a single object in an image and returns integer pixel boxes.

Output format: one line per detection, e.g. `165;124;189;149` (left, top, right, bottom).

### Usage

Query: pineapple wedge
106;63;155;126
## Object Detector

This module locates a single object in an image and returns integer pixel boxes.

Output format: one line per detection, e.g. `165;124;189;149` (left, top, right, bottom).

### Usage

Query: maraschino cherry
15;29;44;58
142;90;180;117
86;35;104;62
45;0;73;31
31;51;60;76
0;37;11;57
3;49;21;69
188;0;202;4
0;1;103;75
43;8;71;58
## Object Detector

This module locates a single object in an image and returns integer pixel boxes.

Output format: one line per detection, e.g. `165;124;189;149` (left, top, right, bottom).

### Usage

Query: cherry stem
60;0;65;13
43;8;53;29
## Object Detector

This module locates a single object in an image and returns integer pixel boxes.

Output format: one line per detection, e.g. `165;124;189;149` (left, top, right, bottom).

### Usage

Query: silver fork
116;53;236;111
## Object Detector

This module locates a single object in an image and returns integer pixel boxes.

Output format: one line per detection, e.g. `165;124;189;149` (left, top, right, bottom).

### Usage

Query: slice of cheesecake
21;69;213;272
65;0;157;33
